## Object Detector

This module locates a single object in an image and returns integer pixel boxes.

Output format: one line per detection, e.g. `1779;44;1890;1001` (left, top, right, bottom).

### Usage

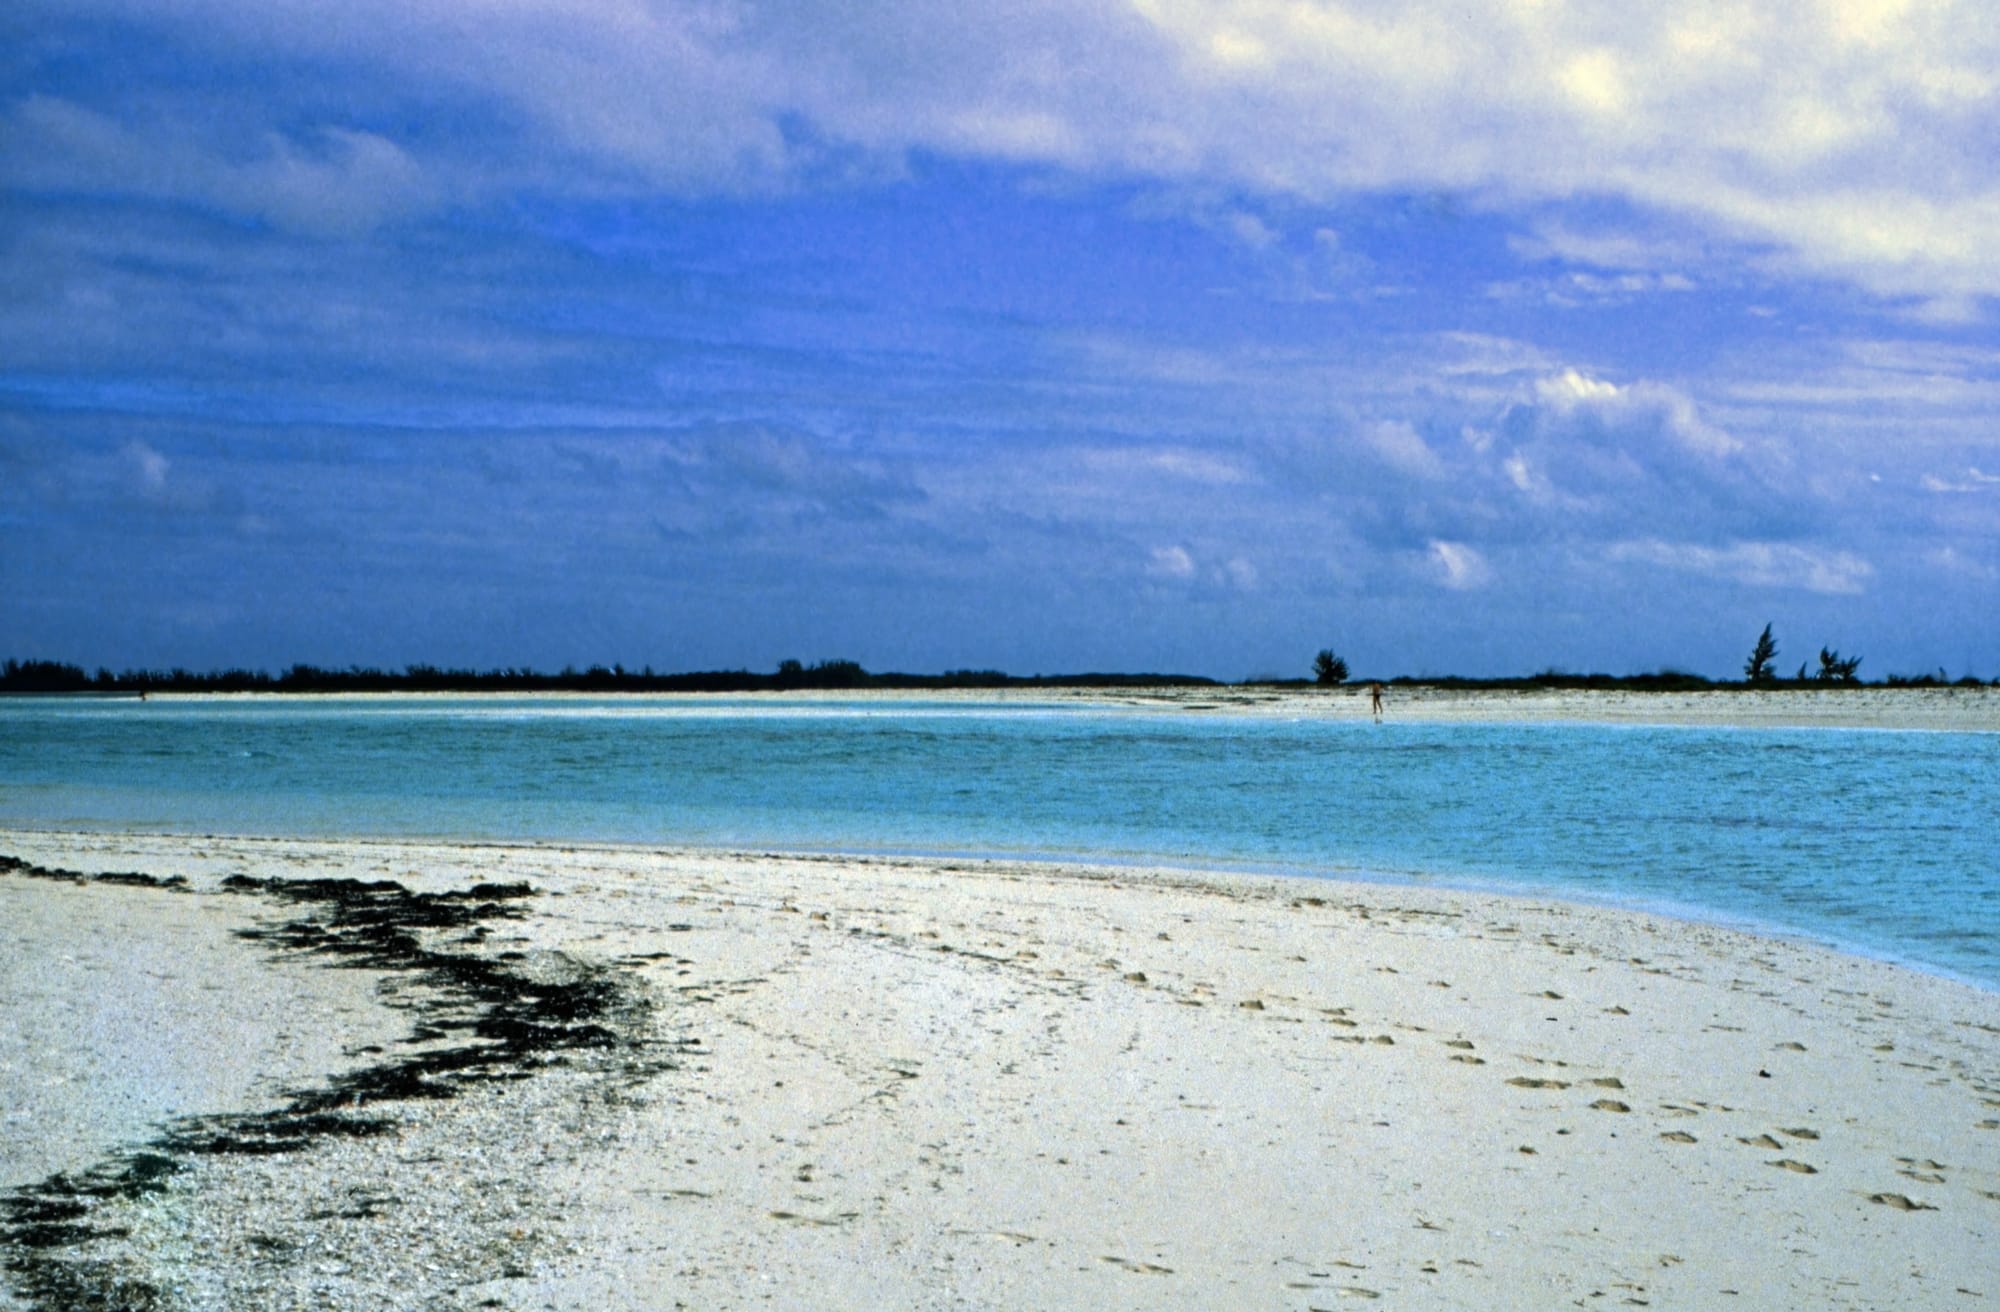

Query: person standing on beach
1369;682;1384;720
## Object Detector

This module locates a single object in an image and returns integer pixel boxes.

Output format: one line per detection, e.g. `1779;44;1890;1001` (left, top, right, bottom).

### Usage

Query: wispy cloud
1921;467;2000;494
1608;539;1876;596
1427;539;1492;591
3;96;438;236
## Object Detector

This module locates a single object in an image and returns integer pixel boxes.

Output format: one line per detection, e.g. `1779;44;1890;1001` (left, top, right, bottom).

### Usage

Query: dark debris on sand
0;854;679;1312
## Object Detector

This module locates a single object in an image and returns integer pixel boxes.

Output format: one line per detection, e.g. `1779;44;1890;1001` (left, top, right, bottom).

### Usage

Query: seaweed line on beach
0;854;683;1312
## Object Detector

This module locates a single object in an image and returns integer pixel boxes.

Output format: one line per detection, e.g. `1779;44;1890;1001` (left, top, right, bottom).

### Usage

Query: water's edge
6;823;1994;999
5;696;1995;990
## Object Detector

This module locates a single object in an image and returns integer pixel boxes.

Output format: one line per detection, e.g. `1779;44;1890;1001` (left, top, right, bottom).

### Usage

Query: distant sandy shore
137;683;2000;732
3;829;1995;1309
911;683;2000;732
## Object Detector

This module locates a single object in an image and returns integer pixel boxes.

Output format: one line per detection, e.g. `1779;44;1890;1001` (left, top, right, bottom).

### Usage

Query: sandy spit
960;683;2000;731
2;828;1996;1311
132;684;2000;732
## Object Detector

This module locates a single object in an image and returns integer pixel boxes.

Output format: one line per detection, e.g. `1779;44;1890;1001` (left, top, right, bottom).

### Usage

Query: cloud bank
9;0;1999;306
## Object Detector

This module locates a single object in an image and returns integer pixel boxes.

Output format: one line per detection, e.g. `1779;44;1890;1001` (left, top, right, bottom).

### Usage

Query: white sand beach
3;826;1995;1310
137;683;2000;733
882;682;2000;732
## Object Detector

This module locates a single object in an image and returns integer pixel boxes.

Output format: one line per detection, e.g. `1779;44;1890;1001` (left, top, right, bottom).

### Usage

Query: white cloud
1509;222;1709;275
108;438;228;514
1920;472;2000;492
1148;544;1196;579
17;0;2000;299
1921;467;2000;493
1536;369;1623;408
1609;539;1875;595
1434;333;1556;379
1082;446;1254;485
2;96;438;237
1501;451;1561;504
123;441;170;496
1928;546;1999;580
1362;420;1446;479
1224;209;1280;251
1106;1;2000;302
1428;539;1491;590
1530;370;1740;459
1486;268;1697;308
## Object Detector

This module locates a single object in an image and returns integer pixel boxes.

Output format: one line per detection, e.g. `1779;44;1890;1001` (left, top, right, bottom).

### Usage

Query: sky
3;0;1998;681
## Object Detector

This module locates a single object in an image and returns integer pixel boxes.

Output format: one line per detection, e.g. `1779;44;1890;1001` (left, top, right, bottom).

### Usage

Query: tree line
0;658;1219;696
1308;626;1991;690
3;638;1992;697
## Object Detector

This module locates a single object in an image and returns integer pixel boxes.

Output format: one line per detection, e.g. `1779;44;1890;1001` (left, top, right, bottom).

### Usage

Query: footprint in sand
1590;1099;1631;1113
1100;1255;1174;1275
1896;1158;1948;1183
1770;1159;1817;1174
1869;1192;1937;1211
1506;1077;1570;1090
1659;1131;1698;1144
1739;1134;1784;1150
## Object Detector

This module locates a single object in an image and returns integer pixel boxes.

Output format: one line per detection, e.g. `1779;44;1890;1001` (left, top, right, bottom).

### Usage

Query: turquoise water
2;695;1996;988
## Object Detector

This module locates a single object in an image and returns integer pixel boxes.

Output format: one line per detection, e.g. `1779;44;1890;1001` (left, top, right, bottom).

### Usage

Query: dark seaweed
0;856;674;1311
0;856;186;890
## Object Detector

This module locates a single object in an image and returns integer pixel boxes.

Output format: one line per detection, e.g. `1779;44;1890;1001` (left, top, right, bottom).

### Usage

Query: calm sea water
2;695;1996;988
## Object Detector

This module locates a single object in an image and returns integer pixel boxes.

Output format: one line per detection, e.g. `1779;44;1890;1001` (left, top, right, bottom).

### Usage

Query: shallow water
2;695;1995;987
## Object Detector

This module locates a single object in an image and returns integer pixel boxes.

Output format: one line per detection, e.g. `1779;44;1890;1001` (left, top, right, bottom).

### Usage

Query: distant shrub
1815;647;1862;684
1312;649;1349;685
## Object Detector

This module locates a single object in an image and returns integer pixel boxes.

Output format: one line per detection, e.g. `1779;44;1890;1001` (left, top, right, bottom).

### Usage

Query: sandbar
129;684;2000;732
2;828;1995;1309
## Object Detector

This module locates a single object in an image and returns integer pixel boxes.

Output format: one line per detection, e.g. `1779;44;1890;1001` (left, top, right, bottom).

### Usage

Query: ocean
2;694;1995;988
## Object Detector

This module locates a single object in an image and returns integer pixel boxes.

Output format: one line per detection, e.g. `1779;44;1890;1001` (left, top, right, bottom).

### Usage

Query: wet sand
3;829;1995;1309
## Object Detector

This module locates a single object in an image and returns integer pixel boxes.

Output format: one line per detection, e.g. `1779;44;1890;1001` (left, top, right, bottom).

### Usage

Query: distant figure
1369;682;1384;721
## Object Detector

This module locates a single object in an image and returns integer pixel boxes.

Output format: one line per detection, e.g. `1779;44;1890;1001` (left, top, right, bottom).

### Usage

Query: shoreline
6;824;1994;996
26;683;2000;732
4;830;1997;1308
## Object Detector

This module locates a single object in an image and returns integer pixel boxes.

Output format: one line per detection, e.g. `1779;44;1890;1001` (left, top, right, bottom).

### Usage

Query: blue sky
4;1;1997;679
